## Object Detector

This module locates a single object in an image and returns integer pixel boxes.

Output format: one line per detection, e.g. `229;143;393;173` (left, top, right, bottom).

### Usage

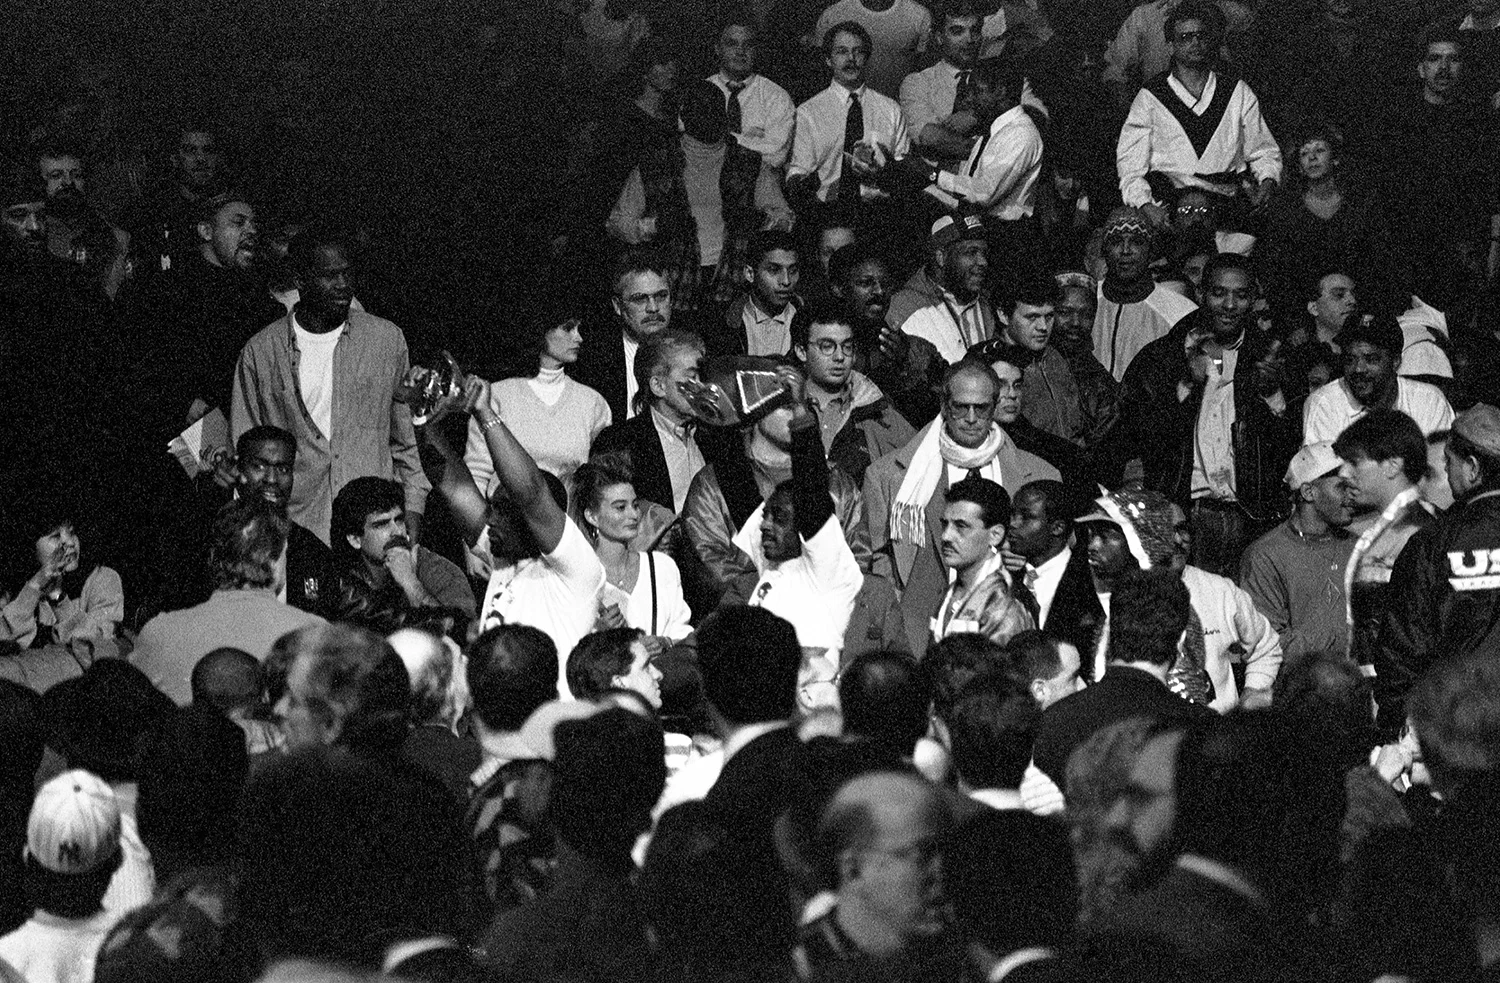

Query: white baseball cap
27;769;121;874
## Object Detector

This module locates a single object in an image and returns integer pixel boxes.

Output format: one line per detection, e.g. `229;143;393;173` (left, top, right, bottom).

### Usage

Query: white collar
831;82;867;102
988;948;1057;983
1176;853;1264;905
1033;546;1070;579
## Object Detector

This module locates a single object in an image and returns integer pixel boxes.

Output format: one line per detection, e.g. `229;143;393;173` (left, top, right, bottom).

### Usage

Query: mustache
384;535;412;552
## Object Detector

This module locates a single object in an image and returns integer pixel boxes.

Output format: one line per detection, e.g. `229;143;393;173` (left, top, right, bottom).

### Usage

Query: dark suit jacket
1104;860;1289;983
1031;666;1216;782
591;409;675;511
573;318;631;422
1039;547;1105;680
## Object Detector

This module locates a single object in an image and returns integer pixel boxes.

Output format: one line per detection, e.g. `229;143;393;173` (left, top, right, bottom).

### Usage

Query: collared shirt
708;71;796;166
932;105;1043;219
945;459;1003;487
1303;376;1455;444
622;330;641;418
1192;345;1239;500
742;296;797;356
902;292;991;363
808;386;854;452
230;309;430;542
789;83;911;202
651;405;705;513
1117;71;1282;208
1030;545;1070;628
902;62;1048;164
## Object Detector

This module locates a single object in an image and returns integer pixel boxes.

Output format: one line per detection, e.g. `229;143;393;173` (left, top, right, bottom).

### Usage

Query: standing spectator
1101;0;1254;106
973;274;1086;446
707;16;796;168
566;628;664;707
787;22;912;206
0;771;123;983
229;225;429;545
1052;272;1122;452
1303;314;1454;444
1115;1;1281;224
1119;253;1298;576
865;359;1058;654
901;2;987;171
463;312;611;495
814;0;933;98
1091;209;1197;381
792;301;916;485
1238;442;1356;661
1334;411;1432;678
1004;480;1106;663
1376;404;1500;733
1002;629;1085;708
893;215;995;364
573;251;676;424
131;501;326;705
931;477;1034;646
571;457;693;647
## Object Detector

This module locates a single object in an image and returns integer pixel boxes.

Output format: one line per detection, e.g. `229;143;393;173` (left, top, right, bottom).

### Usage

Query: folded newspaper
167;408;230;479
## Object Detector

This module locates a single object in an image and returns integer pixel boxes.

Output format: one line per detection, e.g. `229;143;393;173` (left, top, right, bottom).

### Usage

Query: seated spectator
566;627;663;707
463;625;564;913
131;499;326;705
713;229;803;356
1;514;122;651
463;311;611;495
327;477;475;634
946;809;1078;979
589;327;708;515
41;661;174;918
190;647;283;758
134;704;248;884
388;627;480;802
249;623;469;957
0;770;124;983
571;457;692;647
476;707;667;982
942;670;1040;810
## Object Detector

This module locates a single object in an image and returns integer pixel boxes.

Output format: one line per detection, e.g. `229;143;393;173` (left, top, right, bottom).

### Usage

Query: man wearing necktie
787;21;912;209
708;17;795;168
899;3;987;170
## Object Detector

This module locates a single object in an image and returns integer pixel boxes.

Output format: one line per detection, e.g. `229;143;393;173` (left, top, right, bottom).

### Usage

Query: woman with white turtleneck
463;316;612;498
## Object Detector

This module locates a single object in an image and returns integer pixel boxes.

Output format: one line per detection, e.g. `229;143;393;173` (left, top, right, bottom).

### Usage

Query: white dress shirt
932;104;1043;219
708;72;796;167
789;83;911;203
651;405;705;513
900;61;1048;154
622;330;641;418
1116;70;1282;207
1030;545;1070;628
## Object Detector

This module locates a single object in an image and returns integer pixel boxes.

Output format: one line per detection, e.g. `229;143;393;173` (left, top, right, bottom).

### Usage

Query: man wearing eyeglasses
793;301;916;486
1116;0;1281;229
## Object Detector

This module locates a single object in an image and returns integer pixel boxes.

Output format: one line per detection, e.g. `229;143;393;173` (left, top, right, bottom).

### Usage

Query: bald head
192;647;263;713
819;771;951;953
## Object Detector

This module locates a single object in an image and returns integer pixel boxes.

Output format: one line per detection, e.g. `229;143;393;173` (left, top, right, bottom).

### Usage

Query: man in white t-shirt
421;377;605;699
1303;314;1455;444
231;226;428;544
744;369;863;710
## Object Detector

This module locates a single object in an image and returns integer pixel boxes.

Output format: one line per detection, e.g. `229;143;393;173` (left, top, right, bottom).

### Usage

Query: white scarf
890;418;1006;545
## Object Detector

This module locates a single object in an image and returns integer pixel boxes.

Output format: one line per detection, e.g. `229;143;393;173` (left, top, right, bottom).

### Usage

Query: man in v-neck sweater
1115;0;1281;222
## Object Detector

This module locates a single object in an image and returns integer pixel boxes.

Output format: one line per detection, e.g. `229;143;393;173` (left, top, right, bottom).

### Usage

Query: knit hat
27;769;121;875
1453;403;1500;457
930;214;986;250
1101;207;1153;242
1076;488;1178;569
1285;441;1342;489
1054;270;1096;293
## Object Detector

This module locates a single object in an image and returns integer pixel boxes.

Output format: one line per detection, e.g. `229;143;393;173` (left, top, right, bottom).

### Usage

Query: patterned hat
1101;206;1153;242
1076;488;1179;569
27;769;121;875
930;214;986;249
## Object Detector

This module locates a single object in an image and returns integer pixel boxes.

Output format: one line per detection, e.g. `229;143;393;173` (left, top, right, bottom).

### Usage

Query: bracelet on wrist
480;416;504;433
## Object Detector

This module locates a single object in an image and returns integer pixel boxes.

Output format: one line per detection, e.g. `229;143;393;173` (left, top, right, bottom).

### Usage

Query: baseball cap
1285;441;1342;489
930;214;985;250
27;769;122;875
1453;403;1500;457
